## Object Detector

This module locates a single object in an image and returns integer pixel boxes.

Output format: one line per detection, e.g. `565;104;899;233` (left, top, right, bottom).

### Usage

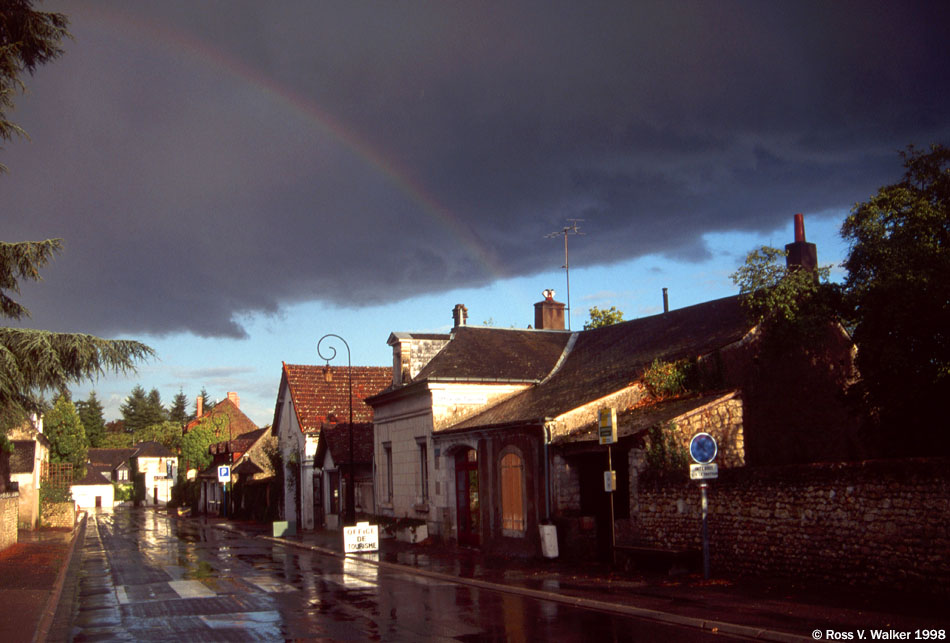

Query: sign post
343;522;379;553
217;465;231;518
688;433;717;580
599;408;617;565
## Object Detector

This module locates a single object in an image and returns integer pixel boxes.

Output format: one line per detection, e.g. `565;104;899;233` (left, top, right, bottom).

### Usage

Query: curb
255;533;811;642
33;511;88;643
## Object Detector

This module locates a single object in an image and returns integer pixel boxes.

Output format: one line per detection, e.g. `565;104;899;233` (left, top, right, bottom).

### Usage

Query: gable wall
430;382;529;430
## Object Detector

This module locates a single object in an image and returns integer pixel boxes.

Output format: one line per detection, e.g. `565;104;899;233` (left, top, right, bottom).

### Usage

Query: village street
69;508;739;641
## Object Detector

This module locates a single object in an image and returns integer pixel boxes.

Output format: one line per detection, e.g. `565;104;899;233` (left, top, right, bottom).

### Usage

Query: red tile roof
184;396;259;438
281;363;390;433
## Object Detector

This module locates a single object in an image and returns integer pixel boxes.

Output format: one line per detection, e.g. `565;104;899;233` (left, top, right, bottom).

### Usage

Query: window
383;442;393;502
500;452;526;534
417;438;429;501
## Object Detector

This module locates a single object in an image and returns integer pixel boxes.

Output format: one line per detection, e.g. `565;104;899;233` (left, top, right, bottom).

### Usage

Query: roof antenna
545;219;584;330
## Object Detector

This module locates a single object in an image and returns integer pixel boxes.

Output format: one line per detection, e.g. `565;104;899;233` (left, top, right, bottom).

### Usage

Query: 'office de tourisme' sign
343;522;379;553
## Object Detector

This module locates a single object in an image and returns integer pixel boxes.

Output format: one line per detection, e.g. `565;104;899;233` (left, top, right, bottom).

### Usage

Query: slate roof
315;423;374;466
71;467;113;486
10;441;36;474
277;363;390;433
185;397;259;438
413;326;571;382
132;441;173;458
88;448;137;470
450;296;751;429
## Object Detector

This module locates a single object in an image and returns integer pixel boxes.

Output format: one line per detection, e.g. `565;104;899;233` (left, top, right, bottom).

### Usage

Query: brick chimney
453;304;468;328
227;392;240;408
534;289;566;330
785;213;818;271
196;396;204;418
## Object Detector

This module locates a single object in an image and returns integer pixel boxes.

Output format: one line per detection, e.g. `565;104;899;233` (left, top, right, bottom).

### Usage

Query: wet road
71;509;741;641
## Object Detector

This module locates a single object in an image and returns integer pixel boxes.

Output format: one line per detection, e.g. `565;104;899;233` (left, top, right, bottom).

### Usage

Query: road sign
603;470;617;492
217;465;231;483
689;432;718;464
689;463;719;480
598;407;617;445
343;522;379;553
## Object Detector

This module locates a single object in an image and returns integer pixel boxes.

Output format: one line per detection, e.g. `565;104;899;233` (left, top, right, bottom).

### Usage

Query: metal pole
608;444;616;565
700;482;710;579
318;333;355;526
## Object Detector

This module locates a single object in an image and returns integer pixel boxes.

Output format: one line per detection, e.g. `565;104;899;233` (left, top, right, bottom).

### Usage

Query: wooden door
455;448;480;546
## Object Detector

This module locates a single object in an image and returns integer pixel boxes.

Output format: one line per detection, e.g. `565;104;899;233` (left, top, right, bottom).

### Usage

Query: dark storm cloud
5;0;949;338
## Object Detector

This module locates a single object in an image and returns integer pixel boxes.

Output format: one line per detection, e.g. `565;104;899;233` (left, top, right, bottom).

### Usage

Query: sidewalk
0;516;86;643
221;519;947;642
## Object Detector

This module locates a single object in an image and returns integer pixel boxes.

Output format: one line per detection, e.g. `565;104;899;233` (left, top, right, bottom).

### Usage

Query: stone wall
635;458;950;596
0;491;18;550
42;501;76;528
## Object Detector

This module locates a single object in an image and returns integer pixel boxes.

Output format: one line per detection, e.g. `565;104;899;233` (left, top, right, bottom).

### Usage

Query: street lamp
318;333;355;526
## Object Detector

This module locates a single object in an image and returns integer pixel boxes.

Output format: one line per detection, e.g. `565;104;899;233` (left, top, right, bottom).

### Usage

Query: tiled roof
88;448;137;470
451;296;751;428
554;392;737;444
185;397;259;438
413;327;571;383
210;427;270;456
316;422;374;466
10;441;36;474
132;441;173;458
281;363;390;432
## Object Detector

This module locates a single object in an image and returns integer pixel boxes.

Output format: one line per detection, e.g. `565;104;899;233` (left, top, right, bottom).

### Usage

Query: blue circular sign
689;433;718;464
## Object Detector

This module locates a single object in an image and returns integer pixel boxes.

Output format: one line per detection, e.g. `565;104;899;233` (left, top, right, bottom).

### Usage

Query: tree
840;144;950;455
75;391;106;448
1;1;70;172
168;389;189;426
134;420;183;453
119;385;148;434
0;240;152;421
44;394;87;471
730;245;838;345
145;387;166;424
584;305;624;330
180;416;227;472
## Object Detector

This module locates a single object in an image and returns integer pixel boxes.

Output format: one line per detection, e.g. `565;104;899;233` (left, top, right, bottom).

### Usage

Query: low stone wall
42;501;76;528
636;458;950;596
0;491;18;550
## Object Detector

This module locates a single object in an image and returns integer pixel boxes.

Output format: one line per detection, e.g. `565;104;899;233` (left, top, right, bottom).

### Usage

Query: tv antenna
545;219;584;330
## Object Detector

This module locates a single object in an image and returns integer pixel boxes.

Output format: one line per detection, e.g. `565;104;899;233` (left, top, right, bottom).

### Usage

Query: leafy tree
180;417;227;472
584;305;624;330
0;240;152;440
168;389;189;426
841;144;950;455
98;430;132;449
75;391;106;447
44;394;87;471
0;1;70;172
730;245;838;345
134;420;183;454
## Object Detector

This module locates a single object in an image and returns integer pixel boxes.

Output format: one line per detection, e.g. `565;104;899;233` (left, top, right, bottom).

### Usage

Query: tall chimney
785;213;818;271
534;289;566;330
196;396;204;419
662;287;669;313
452;304;468;328
227;392;240;408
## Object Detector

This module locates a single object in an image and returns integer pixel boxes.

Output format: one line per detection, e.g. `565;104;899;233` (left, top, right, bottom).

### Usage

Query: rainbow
80;6;507;281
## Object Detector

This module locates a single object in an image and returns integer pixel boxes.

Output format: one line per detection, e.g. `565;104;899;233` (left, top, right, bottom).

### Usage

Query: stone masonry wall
0;491;18;550
43;501;75;528
635;458;950;596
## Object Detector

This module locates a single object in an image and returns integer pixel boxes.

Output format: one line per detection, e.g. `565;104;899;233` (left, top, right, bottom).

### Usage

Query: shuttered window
500;452;525;534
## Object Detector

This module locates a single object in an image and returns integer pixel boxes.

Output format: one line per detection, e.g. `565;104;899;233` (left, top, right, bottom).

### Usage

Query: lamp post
318;333;355;526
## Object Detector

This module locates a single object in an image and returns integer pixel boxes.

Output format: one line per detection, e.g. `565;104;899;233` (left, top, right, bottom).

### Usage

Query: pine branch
0;239;63;319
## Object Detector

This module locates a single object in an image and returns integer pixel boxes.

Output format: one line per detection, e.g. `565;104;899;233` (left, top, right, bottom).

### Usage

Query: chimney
785;213;818;271
662;287;669;313
534;289;566;330
227;392;240;408
196;396;204;418
452;304;468;328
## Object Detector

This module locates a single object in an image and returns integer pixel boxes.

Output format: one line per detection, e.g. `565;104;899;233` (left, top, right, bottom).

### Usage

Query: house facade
132;441;174;507
313;422;374;529
369;218;858;559
70;467;115;510
8;417;50;529
271;362;390;531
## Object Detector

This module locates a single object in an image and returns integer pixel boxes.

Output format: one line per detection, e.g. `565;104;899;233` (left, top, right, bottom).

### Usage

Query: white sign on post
343;522;379;553
598;407;617;445
603;470;617;492
217;465;231;483
689;463;719;480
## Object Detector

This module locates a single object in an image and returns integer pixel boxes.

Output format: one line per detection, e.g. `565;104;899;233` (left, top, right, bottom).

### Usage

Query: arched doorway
455;447;479;546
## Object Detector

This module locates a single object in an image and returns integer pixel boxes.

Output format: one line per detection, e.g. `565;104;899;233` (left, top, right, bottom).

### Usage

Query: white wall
72;484;114;510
